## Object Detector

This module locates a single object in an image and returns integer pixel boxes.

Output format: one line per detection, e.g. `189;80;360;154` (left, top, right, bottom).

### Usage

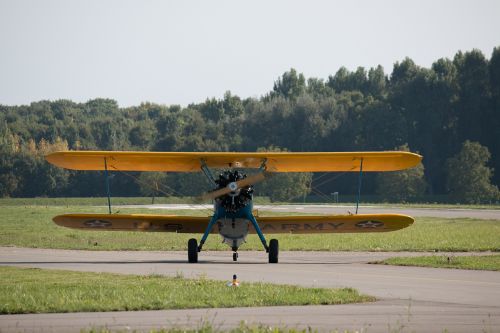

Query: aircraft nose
228;182;238;191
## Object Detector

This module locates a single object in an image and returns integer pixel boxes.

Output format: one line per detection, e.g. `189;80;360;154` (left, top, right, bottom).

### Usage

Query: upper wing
45;151;422;172
53;213;413;234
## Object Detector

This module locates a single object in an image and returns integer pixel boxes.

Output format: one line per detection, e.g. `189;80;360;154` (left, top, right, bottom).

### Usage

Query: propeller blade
200;172;269;201
235;172;266;188
200;187;232;201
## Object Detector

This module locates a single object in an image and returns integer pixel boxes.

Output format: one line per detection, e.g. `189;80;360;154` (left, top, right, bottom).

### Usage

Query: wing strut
200;159;217;187
198;213;219;252
104;157;112;214
249;214;269;252
355;158;364;214
259;158;268;171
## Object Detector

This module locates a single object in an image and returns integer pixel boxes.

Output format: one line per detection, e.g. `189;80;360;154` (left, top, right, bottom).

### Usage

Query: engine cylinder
214;170;253;212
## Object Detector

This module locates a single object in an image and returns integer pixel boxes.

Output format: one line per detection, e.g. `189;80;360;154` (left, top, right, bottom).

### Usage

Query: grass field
0;266;373;314
375;255;500;271
1;197;499;209
0;204;499;252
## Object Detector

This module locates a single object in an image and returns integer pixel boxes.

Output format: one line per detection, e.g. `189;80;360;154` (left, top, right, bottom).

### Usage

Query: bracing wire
311;171;348;189
107;166;350;216
257;171;349;212
108;167;214;214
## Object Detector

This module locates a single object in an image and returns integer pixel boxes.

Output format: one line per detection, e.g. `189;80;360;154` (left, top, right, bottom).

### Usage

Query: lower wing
53;213;412;233
256;214;413;233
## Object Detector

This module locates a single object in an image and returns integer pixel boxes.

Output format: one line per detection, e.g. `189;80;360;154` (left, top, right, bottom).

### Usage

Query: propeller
201;172;268;201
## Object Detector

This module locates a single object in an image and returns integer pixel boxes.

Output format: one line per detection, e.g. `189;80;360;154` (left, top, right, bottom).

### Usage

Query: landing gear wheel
268;239;279;263
233;252;238;262
188;238;198;263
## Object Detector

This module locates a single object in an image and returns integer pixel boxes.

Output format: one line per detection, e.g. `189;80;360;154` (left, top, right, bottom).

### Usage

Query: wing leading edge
255;214;413;233
45;151;422;172
53;213;413;234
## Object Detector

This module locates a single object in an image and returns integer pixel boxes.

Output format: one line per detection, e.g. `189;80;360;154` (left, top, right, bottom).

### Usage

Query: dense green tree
446;141;499;203
327;67;369;94
454;50;491;145
271;68;306;99
199;98;225;122
388;57;461;194
20;154;69;197
375;145;427;202
366;65;387;97
242;96;294;150
222;91;244;118
376;164;427;202
361;100;406;150
129;121;155;149
85;98;119;116
306;78;332;97
487;47;500;186
0;134;18;197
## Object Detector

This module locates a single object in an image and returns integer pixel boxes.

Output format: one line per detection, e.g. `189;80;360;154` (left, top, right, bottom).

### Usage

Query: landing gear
188;238;198;263
233;252;238;262
268;239;279;263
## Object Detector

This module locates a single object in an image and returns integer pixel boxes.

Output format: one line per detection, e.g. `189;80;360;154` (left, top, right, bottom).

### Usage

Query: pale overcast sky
1;0;499;107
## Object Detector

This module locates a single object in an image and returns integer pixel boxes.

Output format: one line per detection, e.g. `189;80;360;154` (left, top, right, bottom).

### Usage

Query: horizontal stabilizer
53;213;413;234
46;151;422;172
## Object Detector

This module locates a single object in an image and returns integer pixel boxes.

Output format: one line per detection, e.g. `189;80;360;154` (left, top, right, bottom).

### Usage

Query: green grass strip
85;323;355;333
1;205;499;251
0;266;374;314
375;255;500;271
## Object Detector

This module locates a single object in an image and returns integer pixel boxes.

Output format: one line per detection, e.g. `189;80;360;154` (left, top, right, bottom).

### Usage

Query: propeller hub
228;182;238;192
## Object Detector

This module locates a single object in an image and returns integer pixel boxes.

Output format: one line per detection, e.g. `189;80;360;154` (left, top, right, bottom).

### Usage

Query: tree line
1;47;499;203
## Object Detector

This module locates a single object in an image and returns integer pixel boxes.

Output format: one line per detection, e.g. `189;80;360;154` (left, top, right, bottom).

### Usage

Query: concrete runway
1;247;499;332
118;203;500;219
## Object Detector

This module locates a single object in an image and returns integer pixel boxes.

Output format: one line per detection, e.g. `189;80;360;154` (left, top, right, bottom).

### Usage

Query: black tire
188;238;198;263
268;239;279;263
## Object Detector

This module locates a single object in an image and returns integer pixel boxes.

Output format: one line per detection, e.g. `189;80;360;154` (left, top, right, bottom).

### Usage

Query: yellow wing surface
45;151;422;172
53;213;413;234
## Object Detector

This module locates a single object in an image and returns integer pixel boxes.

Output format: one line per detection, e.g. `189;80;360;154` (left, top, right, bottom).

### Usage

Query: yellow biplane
46;151;422;263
